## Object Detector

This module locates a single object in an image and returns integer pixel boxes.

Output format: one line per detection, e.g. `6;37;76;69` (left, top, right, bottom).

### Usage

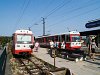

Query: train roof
37;31;80;38
14;29;33;34
60;31;80;35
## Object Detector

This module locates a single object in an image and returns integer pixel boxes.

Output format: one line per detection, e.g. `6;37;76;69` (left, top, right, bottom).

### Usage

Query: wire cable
54;0;99;18
29;0;72;32
13;0;31;31
28;0;54;29
46;0;100;29
45;0;72;18
12;0;26;32
46;6;100;31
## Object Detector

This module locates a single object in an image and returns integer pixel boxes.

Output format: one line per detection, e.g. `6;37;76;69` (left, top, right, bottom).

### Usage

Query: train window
57;35;60;42
44;38;46;42
66;35;70;42
54;36;56;41
17;35;32;43
59;35;61;42
50;36;54;41
45;37;49;42
72;36;80;42
41;38;43;42
45;37;47;42
40;38;42;43
61;35;65;42
58;35;60;42
52;36;55;41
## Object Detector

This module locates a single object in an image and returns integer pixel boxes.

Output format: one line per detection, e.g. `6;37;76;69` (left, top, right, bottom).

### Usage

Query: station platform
32;48;100;75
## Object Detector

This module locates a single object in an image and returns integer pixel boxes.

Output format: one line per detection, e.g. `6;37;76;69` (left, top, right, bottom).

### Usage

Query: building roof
80;29;100;36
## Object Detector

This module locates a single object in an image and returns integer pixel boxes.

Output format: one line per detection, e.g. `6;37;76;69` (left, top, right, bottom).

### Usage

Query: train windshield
71;36;80;42
17;34;32;43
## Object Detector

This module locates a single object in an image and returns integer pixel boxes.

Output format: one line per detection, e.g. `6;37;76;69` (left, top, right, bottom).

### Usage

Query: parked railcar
37;31;81;49
12;29;34;56
36;31;86;61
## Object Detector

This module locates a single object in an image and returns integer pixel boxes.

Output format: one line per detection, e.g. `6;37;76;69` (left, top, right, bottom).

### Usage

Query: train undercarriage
49;48;86;62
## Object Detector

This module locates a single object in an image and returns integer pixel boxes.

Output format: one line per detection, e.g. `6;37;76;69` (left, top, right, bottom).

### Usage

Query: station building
80;19;100;47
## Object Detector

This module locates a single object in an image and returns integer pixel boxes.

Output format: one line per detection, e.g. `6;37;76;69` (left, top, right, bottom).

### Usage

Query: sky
0;0;100;37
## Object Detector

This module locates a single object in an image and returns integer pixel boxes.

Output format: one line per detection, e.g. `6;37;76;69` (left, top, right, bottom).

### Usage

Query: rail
0;47;7;75
18;58;33;75
15;55;72;75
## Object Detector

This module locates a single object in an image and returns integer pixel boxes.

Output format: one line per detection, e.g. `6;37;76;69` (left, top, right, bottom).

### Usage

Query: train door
46;37;49;47
56;35;60;48
54;35;59;48
41;38;44;46
65;34;70;50
43;37;46;43
60;34;66;49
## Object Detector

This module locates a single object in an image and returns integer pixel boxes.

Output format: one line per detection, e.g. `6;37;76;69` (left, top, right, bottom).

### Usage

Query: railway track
15;55;71;75
17;57;50;75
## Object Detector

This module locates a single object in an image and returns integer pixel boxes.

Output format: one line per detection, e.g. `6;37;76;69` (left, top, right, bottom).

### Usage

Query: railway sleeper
30;55;73;75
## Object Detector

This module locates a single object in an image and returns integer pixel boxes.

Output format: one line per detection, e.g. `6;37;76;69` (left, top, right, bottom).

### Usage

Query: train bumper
13;49;32;55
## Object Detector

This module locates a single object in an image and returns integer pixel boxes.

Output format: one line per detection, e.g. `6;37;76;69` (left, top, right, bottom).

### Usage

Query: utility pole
41;17;45;36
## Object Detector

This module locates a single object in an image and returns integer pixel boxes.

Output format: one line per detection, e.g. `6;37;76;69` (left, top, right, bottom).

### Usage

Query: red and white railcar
37;31;81;50
36;31;86;61
62;31;81;50
12;29;34;55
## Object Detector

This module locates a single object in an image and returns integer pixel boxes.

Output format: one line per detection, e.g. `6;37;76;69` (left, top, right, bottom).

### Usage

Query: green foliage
0;36;12;47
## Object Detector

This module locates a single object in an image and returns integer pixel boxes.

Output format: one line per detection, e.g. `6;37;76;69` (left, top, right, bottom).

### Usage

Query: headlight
17;45;20;47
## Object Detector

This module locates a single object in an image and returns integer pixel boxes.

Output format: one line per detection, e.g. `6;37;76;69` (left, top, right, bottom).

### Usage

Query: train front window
17;35;31;43
72;36;80;42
